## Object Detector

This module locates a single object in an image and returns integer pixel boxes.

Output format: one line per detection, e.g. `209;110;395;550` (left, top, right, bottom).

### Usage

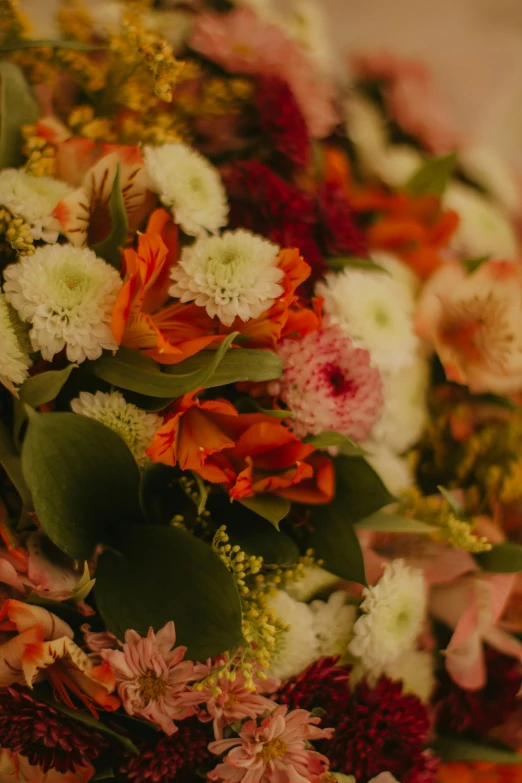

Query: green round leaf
19;365;77;408
475;542;522;573
173;348;283;388
21;412;141;559
94;525;244;660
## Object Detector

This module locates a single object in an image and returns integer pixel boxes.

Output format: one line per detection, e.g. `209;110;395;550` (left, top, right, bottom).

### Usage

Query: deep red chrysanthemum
0;686;107;774
276;656;351;715
434;646;522;738
328;675;432;783
118;719;211;783
318;180;369;257
255;75;311;167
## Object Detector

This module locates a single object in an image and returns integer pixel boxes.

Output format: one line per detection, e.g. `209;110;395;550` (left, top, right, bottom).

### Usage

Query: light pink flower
415;260;522;395
351;52;461;154
189;8;338;138
208;704;333;783
270;325;383;442
101;621;200;735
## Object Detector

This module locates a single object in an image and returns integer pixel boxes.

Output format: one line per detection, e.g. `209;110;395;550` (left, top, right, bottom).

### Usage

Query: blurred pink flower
101;621;200;735
415;260;522;395
208;704;333;783
189;8;338;138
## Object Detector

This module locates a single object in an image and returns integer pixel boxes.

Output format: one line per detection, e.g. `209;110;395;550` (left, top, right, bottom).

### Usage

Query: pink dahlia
208;704;333;783
271;325;383;442
101;621;200;735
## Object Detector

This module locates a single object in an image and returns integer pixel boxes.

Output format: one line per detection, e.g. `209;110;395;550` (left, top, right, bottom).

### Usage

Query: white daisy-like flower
144;143;228;236
310;591;357;659
0;169;72;243
444;182;519;260
367;353;430;455
371;250;420;297
285;566;339;602
350;649;435;703
71;391;161;465
3;244;122;363
458;144;521;214
365;447;414;495
267;590;319;682
170;230;283;327
317;268;419;374
378;144;423;188
287;0;334;76
344;93;388;176
348;559;426;674
0;291;32;393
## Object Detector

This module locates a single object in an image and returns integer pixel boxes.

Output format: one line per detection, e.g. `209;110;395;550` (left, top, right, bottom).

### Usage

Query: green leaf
92;770;115;781
0;39;106;51
337;455;395;523
326;256;389;274
223;510;300;566
19;365;77;408
463;255;489;274
238;495;291;530
475;542;522;573
0;420;31;504
305;497;366;584
355;510;437;534
139;462;186;525
21;412;141;559
166;347;283;388
92;164;128;268
92;333;238;398
438;485;465;515
94;525;244;660
404;152;457;197
304;431;362;456
0;62;39;167
434;736;522;764
191;472;208;515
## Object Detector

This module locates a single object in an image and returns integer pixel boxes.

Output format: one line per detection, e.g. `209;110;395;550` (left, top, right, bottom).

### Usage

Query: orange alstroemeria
439;762;522;783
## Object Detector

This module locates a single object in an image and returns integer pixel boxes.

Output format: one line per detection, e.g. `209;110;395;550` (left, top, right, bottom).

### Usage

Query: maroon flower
318;180;369;257
328;675;431;783
276;656;351;715
0;686;107;774
434;646;522;737
118;719;211;783
255;75;310;167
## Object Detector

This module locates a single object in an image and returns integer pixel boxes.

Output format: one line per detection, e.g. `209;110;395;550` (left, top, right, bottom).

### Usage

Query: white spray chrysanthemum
71;391;161;465
0;292;32;393
316;268;419;374
267;590;319;682
310;591;357;659
365;447;414;496
170;230;284;326
144;143;228;236
350;649;435;703
285;565;339;602
0;169;72;243
349;559;426;674
3;244;122;363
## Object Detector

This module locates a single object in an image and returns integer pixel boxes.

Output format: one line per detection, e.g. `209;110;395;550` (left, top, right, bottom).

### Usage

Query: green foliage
0;62;39;167
475;542;522;573
304;430;362;456
166;347;283;388
238;495;291;530
434;736;522;764
405;152;457;197
0;419;31;504
18;365;77;407
355;510;437;534
92;164;128;269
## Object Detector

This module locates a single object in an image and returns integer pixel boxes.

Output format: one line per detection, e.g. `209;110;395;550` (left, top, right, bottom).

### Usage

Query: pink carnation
190;8;338;138
208;704;333;783
101;621;201;735
270;325;383;442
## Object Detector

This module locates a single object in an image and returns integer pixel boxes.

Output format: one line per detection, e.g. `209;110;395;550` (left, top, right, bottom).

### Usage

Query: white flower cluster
0;169;71;243
0;291;32;393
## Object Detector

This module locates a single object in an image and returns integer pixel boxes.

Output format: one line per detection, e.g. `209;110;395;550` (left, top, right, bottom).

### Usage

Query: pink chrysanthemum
101;621;200;735
271;325;383;442
190;8;338;138
208;704;333;783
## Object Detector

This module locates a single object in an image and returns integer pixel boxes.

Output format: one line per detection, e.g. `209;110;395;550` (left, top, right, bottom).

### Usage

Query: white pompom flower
349;559;426;674
71;391;161;465
316;267;419;374
285;566;339;602
3;244;122;363
267;590;319;682
144;143;228;236
170;230;283;326
0;291;32;393
310;591;357;658
0;168;72;243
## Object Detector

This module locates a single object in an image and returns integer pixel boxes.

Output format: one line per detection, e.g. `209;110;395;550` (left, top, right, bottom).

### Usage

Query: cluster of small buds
119;112;190;146
56;0;97;44
0;209;34;256
56;48;108;92
199;76;254;116
0;0;31;39
213;525;263;596
68;106;116;143
22;126;57;177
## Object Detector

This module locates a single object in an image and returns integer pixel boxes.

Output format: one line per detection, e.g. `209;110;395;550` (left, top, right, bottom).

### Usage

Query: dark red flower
404;751;439;783
276;655;351;715
118;719;211;783
434;646;522;737
0;686;107;774
318;180;369;257
328;675;431;783
255;75;310;167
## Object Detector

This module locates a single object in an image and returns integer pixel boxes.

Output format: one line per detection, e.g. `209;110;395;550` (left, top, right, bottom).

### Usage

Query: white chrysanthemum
0;292;32;392
285;566;339;602
267;590;319;682
3;244;122;363
444;183;519;260
379;145;423;188
350;649;435;703
458;144;521;214
71;391;161;465
349;559;426;673
371;250;420;297
367;354;430;455
0;169;72;243
170;230;283;327
365;447;414;495
317;268;419;374
344;93;388;175
310;591;357;658
144;143;228;236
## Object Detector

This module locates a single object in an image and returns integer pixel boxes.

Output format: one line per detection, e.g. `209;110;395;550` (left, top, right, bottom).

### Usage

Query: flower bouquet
1;1;522;782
